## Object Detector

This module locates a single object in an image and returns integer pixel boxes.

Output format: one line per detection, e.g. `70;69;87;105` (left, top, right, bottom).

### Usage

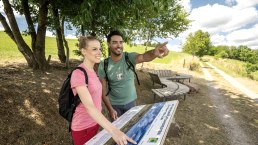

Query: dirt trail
201;62;254;145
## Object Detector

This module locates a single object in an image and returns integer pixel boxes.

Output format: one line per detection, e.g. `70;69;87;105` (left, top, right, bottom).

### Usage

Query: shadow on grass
0;62;257;145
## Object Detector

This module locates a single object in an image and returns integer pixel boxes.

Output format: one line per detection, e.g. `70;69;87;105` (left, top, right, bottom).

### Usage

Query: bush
189;62;200;71
249;71;258;81
245;63;258;74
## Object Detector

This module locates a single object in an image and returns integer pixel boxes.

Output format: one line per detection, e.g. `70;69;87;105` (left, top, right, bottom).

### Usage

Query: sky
0;0;258;51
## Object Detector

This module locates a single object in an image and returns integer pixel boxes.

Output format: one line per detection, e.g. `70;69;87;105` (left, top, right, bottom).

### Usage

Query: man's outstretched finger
158;41;168;48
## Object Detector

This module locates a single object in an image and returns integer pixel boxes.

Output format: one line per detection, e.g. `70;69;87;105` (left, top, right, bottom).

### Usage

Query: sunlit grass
0;31;190;64
202;56;248;77
202;56;258;81
0;31;79;61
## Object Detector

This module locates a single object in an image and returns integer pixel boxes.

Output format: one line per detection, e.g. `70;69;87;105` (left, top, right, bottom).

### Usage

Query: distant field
202;56;247;77
0;31;190;64
202;56;258;81
0;31;79;61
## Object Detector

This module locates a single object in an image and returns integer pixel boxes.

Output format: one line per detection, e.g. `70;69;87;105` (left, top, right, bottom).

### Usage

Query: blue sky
1;0;258;51
165;0;258;51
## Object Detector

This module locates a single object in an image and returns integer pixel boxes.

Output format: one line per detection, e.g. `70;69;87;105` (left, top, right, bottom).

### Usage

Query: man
98;30;169;120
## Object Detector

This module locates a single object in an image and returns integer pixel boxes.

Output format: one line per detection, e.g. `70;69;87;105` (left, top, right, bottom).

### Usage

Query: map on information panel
85;100;178;145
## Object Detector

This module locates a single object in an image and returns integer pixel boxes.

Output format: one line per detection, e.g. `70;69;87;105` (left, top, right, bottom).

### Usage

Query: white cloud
65;34;77;39
46;31;55;37
225;0;236;6
0;25;4;31
1;2;5;31
167;43;181;52
211;34;227;46
174;2;258;50
190;4;232;29
189;4;258;33
179;0;191;13
0;1;24;18
226;24;258;48
225;7;258;32
234;0;258;9
0;1;3;12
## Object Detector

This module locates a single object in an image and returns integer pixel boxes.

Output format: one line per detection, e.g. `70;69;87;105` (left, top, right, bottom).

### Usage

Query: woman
70;36;136;145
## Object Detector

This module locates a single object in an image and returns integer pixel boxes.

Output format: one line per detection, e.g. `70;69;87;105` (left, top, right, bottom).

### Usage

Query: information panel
85;100;179;145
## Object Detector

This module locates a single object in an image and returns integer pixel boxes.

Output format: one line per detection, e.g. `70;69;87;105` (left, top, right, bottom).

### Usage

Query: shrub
245;63;258;74
249;71;258;81
189;62;200;71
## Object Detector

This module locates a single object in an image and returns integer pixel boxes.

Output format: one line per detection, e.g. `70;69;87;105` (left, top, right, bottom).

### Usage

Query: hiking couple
70;30;169;145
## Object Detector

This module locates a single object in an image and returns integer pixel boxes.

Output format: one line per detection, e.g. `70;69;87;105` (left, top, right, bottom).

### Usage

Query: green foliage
245;63;258;74
209;45;257;65
182;30;212;57
214;50;228;59
56;0;190;43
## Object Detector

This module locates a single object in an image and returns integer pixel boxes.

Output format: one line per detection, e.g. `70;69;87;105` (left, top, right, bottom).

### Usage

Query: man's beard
110;48;123;56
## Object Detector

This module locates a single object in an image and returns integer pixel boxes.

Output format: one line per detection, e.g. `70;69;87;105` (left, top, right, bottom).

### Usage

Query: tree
182;30;212;57
49;1;66;63
1;0;190;70
1;0;50;70
56;0;190;55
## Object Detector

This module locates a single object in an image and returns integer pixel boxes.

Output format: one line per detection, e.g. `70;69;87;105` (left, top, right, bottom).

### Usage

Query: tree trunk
34;0;50;71
81;25;85;36
2;0;38;69
52;3;66;63
21;0;37;53
61;16;70;68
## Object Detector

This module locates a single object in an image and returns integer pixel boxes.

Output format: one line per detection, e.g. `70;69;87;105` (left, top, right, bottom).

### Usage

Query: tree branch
0;13;16;43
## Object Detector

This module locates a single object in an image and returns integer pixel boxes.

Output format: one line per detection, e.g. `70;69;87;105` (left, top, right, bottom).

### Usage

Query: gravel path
201;62;254;145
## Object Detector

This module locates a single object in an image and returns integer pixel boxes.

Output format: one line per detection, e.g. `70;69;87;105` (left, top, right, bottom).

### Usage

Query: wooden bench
148;72;190;101
150;69;192;83
148;72;166;87
85;101;179;145
182;82;200;93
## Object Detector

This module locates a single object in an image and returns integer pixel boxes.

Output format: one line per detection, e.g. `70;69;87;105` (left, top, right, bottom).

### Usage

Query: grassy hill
0;31;189;64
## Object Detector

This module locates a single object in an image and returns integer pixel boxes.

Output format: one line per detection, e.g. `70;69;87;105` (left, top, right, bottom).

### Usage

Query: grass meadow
0;31;189;65
202;56;258;81
1;31;255;80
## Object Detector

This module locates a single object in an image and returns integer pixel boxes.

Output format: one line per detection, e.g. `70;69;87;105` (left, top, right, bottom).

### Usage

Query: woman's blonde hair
77;36;99;49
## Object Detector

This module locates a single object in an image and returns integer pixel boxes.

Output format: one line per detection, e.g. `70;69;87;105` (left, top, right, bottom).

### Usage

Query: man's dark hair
107;30;123;43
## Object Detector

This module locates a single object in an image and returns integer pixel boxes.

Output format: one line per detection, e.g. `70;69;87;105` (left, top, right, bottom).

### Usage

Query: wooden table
85;100;179;145
166;74;192;83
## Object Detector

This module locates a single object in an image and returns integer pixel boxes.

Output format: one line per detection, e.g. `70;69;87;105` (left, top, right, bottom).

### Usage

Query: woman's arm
76;86;136;145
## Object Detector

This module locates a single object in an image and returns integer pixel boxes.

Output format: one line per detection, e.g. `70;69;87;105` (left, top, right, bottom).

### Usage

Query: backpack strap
125;52;140;85
72;66;88;105
75;67;88;85
104;58;111;96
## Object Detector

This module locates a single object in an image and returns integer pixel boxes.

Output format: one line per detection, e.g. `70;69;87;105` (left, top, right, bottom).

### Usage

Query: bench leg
184;94;186;100
153;94;156;102
163;97;166;102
